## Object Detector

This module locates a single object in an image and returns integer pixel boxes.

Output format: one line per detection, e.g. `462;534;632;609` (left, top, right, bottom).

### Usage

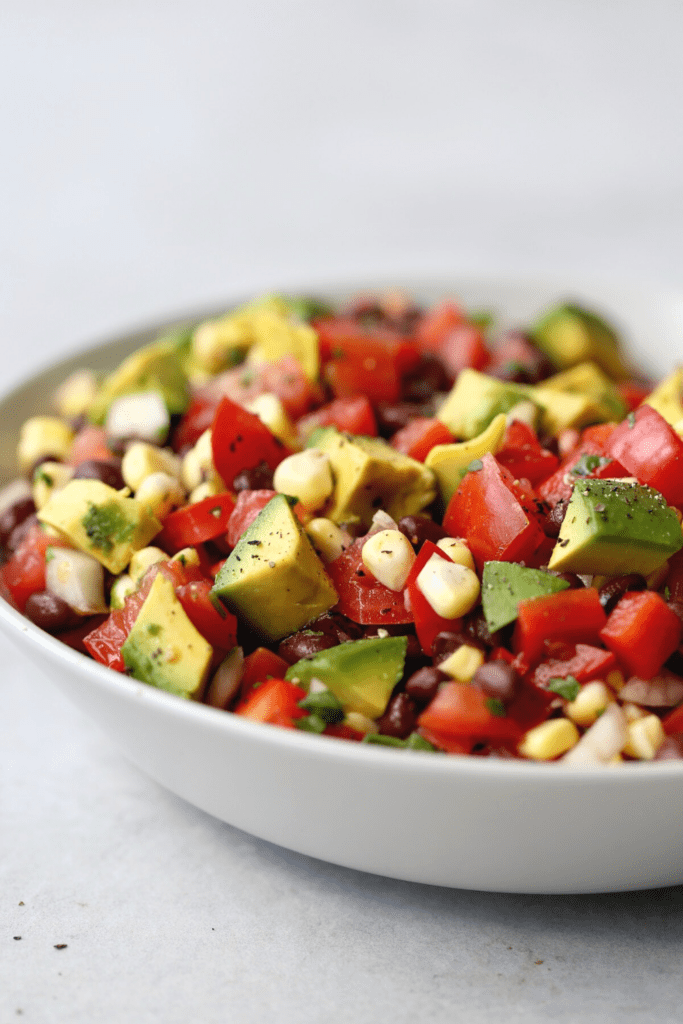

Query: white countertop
3;2;683;1020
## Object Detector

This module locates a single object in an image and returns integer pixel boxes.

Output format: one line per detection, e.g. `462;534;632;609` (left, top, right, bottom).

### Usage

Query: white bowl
3;275;683;895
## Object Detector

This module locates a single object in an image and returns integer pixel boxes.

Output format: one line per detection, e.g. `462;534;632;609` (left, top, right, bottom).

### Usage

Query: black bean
0;497;36;549
6;513;39;554
375;402;431;437
598;574;647;613
473;660;519;702
232;462;275;492
463;612;502;649
73;459;125;491
24;591;78;633
311;612;365;643
376;692;418;739
654;734;683;761
431;630;472;665
543;500;568;538
278;630;338;664
404;665;447;705
401;353;450;402
397;515;448;550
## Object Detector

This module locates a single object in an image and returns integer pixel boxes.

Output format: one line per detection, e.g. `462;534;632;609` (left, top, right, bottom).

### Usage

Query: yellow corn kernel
32;461;74;511
122;442;181;492
622;701;648;722
306;518;352;563
344;712;376;735
17;417;74;474
171;547;201;567
416;554;481;619
519;718;580;761
565;681;612;727
189;479;223;504
623;714;666;760
436;537;476;571
439;644;485;683
273;449;334;512
54;369;98;419
129;546;168;582
606;669;625;692
361;529;416;592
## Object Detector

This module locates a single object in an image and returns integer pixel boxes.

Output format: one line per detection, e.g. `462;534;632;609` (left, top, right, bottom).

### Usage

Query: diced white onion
205;647;244;709
619;672;683;708
46;547;107;614
105;391;170;444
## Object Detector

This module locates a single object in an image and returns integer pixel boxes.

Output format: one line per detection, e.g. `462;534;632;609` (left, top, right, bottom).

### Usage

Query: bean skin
397;515;448;550
654;734;683;761
598;574;647;614
24;590;78;633
73;459;125;491
473;660;519;703
544;500;568;538
232;462;274;492
404;665;447;705
376;691;418;739
0;498;36;549
6;513;39;554
278;630;338;664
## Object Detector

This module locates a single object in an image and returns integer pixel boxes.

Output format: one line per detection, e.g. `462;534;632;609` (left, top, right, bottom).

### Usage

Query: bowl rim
4;270;683;785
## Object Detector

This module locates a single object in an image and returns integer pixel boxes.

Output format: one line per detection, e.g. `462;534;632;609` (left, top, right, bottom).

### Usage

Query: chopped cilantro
467;458;484;473
295;713;327;734
81;501;134;554
297;689;344;724
486;698;507;718
547;676;581;702
571;453;610;477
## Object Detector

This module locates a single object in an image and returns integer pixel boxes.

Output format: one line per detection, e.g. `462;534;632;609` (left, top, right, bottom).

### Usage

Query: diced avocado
121;572;212;699
548;478;683;576
425;413;507;504
531;303;630;379
643;367;683;426
285;636;408;719
311;428;437;528
246;311;320;380
530;385;610;436
537;361;627;423
88;339;190;423
436;369;533;440
39;479;161;574
211;494;338;642
481;561;570;634
17;417;74;475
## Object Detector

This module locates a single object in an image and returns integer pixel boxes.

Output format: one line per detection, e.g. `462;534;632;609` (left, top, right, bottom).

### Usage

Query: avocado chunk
481;561;570;634
643;367;683;426
285;636;408;719
436;369;533;440
88;338;190;423
538;361;627;423
548;478;683;576
211;494;338;642
121;572;212;699
425;413;507;505
531;303;630;379
310;428;437;528
39;479;161;574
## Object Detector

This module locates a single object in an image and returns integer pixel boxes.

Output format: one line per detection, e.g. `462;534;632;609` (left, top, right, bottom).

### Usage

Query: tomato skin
207;356;322;421
418;682;522;742
443;454;545;571
297;396;378;439
607;405;683;506
317;319;421;404
404;541;461;655
662;703;683;735
390;417;454;462
617;380;651;412
175;578;238;649
513;588;608;667
1;525;70;612
326;536;413;625
537;423;626;507
211;396;289;489
172;395;218;453
157;493;236;553
530;644;617;691
599;590;682;679
233;677;306;728
225;490;306;548
438;325;490;380
238;647;292;702
496;421;559;486
68;425;112;466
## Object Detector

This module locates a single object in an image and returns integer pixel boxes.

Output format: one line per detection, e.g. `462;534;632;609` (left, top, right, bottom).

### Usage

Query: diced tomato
599;590;682;679
530;644;617;690
416;726;473;755
238;647;292;701
326;536;413;625
172;394;218;453
415;300;466;352
317;319;421;404
297;395;378;439
404;541;461;655
211;396;289;489
1;524;71;612
538;423;626;507
175;578;238;649
513;588;608;667
607;404;683;506
487;331;551;384
157;493;236;553
496;420;559;486
417;682;522;742
68;425;112;466
390;417;454;462
58;614;109;655
438;325;490;379
443;454;546;570
662;703;683;735
233;677;306;728
617;380;651;413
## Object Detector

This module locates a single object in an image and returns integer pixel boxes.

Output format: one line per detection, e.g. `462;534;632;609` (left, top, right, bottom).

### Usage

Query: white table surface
3;3;683;1021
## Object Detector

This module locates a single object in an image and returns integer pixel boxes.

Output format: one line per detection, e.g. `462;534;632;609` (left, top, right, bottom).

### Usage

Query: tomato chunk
297;396;378;439
233;677;306;728
2;524;70;612
157;493;236;553
607;405;683;506
211;396;288;488
326;536;413;625
404;541;461;655
513;588;608;667
496;421;559;486
599;590;682;679
390;417;454;462
418;682;522;742
317;319;421;404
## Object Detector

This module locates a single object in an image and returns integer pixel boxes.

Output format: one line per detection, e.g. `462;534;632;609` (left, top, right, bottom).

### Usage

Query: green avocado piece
121;572;213;699
88;338;190;423
425;413;507;504
285;636;408;719
211;494;338;642
537;361;627;423
548;478;683;576
436;369;533;440
531;303;630;379
481;561;570;634
642;367;683;426
310;428;437;528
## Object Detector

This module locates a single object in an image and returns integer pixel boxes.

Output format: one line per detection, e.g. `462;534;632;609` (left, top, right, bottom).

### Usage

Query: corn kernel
344;711;376;735
361;529;417;592
306;517;351;563
189;479;222;504
416;554;480;618
519;718;580;760
436;537;476;571
129;546;168;582
122;442;181;492
273;449;333;512
439;644;485;682
171;547;201;567
54;369;98;419
623;714;666;760
246;392;298;447
17;417;74;474
110;574;136;609
622;701;648;722
135;473;185;519
181;429;221;491
565;681;612;727
606;669;625;692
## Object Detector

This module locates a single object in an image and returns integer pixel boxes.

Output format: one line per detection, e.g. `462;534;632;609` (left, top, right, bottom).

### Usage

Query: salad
4;289;683;765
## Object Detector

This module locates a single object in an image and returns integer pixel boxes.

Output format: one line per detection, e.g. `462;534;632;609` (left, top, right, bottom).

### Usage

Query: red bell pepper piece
443;454;546;571
390;417;454;462
233;677;307;728
599;590;682;679
607;405;683;506
317;319;421;404
496;420;559;486
171;394;219;453
297;396;378;439
417;682;522;743
157;493;236;553
211;396;289;489
530;643;617;691
513;588;608;666
175;578;238;650
403;541;461;655
538;423;626;508
238;647;292;701
326;536;413;625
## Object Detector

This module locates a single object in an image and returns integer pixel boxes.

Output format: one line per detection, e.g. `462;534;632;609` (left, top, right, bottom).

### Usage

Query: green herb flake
547;676;581;702
295;713;327;734
571;454;610;477
361;733;407;747
466;458;484;473
297;689;345;724
627;411;636;428
81;501;135;554
146;623;162;636
486;698;507;718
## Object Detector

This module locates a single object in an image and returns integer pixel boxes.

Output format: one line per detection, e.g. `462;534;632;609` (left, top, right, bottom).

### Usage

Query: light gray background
3;2;683;1021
